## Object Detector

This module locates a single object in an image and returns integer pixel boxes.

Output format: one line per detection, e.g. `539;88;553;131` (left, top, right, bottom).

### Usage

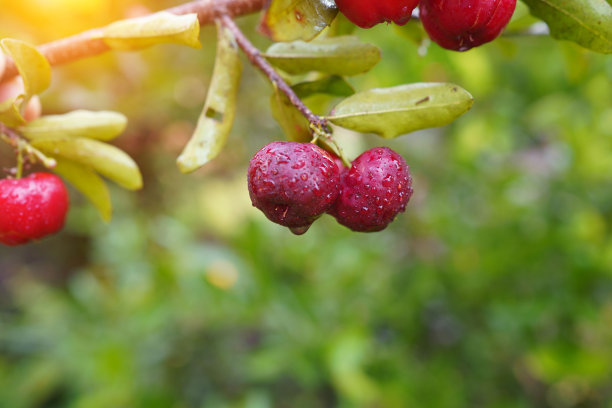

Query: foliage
0;0;612;407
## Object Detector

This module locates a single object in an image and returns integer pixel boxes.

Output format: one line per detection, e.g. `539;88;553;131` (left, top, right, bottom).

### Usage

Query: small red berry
248;141;341;234
0;172;70;246
419;0;517;51
335;0;419;29
329;147;413;232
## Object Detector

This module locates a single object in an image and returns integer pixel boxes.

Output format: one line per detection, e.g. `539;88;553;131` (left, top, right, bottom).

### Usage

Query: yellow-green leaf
328;83;474;138
30;137;142;190
0;39;51;97
264;36;381;76
259;0;338;42
177;22;242;174
53;159;112;222
292;75;355;99
102;12;201;51
0;96;26;127
270;84;311;143
21;110;127;141
522;0;612;54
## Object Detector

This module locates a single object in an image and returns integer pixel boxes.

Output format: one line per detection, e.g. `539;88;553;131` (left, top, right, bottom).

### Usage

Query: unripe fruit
419;0;517;51
0;172;70;245
330;147;413;232
335;0;419;29
248;141;341;234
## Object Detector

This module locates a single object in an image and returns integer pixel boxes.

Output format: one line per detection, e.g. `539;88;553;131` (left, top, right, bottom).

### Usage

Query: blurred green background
2;1;612;407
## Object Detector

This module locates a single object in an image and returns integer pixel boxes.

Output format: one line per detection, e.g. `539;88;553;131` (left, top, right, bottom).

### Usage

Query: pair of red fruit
335;0;517;51
0;172;69;245
248;142;413;234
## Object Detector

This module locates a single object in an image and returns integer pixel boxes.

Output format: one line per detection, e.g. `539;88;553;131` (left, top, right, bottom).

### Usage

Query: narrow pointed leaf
328;83;474;138
102;12;201;51
259;0;338;42
0;39;51;96
522;0;612;53
30;137;142;190
264;36;381;75
53;159;112;222
21;110;127;141
270;84;311;143
177;23;242;173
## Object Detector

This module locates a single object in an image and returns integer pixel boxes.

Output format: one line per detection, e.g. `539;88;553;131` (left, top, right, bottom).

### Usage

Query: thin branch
0;0;266;84
0;123;57;170
219;14;328;130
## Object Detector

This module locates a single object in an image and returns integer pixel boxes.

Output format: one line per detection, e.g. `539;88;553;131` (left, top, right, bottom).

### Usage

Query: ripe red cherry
419;0;517;51
329;147;413;232
0;172;70;246
335;0;419;29
248;141;341;235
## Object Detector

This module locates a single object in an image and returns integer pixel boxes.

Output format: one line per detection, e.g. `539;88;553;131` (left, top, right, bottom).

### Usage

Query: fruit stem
16;143;23;179
309;123;351;168
219;15;331;134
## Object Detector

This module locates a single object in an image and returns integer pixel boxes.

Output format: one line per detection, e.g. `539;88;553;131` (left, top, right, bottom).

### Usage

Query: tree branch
0;0;266;84
218;14;327;131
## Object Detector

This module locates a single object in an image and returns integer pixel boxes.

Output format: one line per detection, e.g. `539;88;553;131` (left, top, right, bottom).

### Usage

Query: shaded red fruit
329;147;413;232
335;0;419;29
0;172;70;246
248;141;340;234
419;0;517;51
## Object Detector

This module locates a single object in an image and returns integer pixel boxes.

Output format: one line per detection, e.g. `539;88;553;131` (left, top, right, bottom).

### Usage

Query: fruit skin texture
0;173;70;246
248;141;340;234
329;147;413;232
335;0;419;29
419;0;517;51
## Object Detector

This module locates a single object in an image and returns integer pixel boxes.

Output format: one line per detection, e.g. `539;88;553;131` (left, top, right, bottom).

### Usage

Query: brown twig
218;14;328;131
0;0;266;84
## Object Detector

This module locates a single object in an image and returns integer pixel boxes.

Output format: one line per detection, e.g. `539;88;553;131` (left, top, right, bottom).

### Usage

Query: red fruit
330;147;413;232
0;173;70;246
419;0;517;51
248;141;341;234
335;0;419;29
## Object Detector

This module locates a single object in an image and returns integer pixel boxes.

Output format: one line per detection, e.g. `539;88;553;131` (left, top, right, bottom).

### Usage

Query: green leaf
522;0;612;53
259;0;338;42
264;36;381;76
53;159;112;222
21;110;127;141
328;83;474;138
270;84;312;143
102;12;201;51
30;137;142;190
0;39;51;97
176;22;242;174
292;75;355;99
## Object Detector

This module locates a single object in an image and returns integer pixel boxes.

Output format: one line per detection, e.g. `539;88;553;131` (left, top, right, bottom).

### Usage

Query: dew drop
290;225;311;235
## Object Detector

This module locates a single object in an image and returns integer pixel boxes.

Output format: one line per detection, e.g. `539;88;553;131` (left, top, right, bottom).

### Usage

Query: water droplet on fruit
291;160;305;169
290;225;310;235
382;174;393;187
